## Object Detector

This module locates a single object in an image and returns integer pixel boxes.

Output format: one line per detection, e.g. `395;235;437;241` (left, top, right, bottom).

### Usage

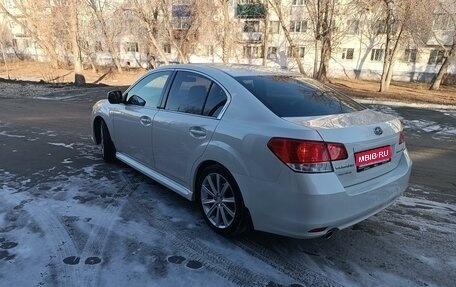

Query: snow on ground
369;105;456;141
0;131;26;138
1;136;455;286
0;165;304;287
1;84;455;286
48;142;75;149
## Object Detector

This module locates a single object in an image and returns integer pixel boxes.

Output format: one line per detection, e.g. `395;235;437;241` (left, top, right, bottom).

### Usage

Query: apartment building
1;0;455;83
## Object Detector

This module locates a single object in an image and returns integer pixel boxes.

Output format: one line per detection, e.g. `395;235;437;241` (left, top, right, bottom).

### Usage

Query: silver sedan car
91;64;412;239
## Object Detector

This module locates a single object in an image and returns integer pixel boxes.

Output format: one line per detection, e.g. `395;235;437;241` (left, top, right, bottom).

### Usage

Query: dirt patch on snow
330;78;456;106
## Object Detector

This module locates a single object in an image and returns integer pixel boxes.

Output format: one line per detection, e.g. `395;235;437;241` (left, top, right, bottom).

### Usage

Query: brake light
267;138;348;173
399;131;405;145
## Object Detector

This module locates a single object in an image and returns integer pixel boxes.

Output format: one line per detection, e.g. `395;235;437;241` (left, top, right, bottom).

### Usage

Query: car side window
203;83;227;117
126;71;171;108
165;71;212;115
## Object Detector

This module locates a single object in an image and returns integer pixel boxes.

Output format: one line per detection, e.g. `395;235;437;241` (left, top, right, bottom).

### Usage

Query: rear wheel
100;120;116;162
196;165;246;237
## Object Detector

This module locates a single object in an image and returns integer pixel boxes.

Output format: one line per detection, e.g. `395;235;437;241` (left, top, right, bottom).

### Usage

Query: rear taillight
399;131;405;145
267;138;348;173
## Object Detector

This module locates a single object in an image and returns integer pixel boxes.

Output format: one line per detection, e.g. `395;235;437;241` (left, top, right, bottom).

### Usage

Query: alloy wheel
200;173;236;229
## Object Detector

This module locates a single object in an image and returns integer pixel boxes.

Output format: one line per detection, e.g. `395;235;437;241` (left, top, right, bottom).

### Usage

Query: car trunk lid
284;109;405;188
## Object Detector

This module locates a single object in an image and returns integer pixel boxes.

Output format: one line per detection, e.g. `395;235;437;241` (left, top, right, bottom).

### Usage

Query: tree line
0;0;455;91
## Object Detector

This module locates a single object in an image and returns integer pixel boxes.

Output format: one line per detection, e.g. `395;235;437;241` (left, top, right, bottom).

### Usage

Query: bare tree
126;0;169;66
0;1;62;67
0;17;12;78
220;0;231;63
306;0;337;82
159;0;216;64
71;0;85;85
159;0;188;63
378;0;395;92
84;0;123;72
430;1;456;90
268;0;306;75
376;0;438;92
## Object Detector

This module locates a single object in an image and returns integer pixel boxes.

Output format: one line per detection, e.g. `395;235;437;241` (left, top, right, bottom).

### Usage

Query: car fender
91;100;115;144
190;140;249;197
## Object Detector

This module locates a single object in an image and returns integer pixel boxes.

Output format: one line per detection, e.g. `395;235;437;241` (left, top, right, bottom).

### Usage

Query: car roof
155;63;302;78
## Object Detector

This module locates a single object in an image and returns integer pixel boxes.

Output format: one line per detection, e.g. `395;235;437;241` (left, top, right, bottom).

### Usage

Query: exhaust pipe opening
323;228;339;239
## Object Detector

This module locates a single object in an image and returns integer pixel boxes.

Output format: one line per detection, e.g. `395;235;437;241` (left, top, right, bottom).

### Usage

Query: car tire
100;120;116;162
196;165;246;237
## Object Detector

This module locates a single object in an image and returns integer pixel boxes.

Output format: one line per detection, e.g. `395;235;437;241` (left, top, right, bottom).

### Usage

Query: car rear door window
165;71;212;115
127;71;171;108
202;83;227;117
235;75;365;117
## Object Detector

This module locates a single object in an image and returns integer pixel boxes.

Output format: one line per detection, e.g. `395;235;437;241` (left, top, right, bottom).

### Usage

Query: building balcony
239;32;263;43
236;4;266;19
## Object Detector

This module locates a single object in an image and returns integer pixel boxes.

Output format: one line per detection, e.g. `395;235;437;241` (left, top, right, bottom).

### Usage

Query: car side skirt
116;152;193;200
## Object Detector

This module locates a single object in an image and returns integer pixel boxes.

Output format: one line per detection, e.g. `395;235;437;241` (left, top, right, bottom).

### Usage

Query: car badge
374;127;383;135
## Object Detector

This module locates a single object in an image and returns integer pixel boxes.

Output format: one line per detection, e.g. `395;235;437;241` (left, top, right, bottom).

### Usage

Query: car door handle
140;116;152;126
189;126;207;139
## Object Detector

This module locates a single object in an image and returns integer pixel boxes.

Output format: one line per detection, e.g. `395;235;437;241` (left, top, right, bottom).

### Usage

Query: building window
12;38;18;48
95;41;103;52
243;46;263;58
290;20;307;33
287;46;305;58
370;49;384;61
342;48;354;60
206;45;214;56
172;4;191;30
173;16;191;30
269;21;279;34
433;14;453;30
267;46;278;60
163;43;171;54
244;20;260;33
347;20;359;35
292;0;306;5
373;19;399;35
5;0;15;8
373;20;387;34
428;49;445;65
403;49;417;63
125;42;139;52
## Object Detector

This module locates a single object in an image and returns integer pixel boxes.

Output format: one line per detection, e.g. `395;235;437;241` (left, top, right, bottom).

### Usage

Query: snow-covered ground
1;83;455;286
1;120;455;287
369;105;456;141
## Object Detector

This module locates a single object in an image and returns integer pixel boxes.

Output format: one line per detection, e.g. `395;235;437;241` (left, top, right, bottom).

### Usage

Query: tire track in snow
122;174;294;286
234;238;343;287
1;191;82;287
77;173;138;287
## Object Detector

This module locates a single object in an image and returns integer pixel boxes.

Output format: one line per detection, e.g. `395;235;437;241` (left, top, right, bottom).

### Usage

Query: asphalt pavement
0;85;455;287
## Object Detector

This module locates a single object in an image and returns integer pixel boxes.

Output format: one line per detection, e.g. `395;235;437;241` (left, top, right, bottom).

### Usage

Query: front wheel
100;120;116;162
196;165;246;237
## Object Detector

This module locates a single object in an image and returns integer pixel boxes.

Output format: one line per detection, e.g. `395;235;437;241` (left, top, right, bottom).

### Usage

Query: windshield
235;75;365;117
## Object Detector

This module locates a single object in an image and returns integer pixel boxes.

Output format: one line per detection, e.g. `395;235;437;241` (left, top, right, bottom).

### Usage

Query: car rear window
234;75;365;117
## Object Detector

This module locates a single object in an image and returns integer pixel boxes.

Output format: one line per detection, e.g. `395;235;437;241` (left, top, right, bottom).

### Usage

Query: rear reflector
267;138;348;173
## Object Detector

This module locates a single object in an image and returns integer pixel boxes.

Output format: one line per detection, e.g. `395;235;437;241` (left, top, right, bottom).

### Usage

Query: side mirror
107;90;123;104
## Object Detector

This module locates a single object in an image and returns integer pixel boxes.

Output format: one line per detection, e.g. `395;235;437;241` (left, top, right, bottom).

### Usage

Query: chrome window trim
160;68;232;120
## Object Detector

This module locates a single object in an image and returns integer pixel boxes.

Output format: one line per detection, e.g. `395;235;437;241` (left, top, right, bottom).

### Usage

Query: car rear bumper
235;149;412;239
